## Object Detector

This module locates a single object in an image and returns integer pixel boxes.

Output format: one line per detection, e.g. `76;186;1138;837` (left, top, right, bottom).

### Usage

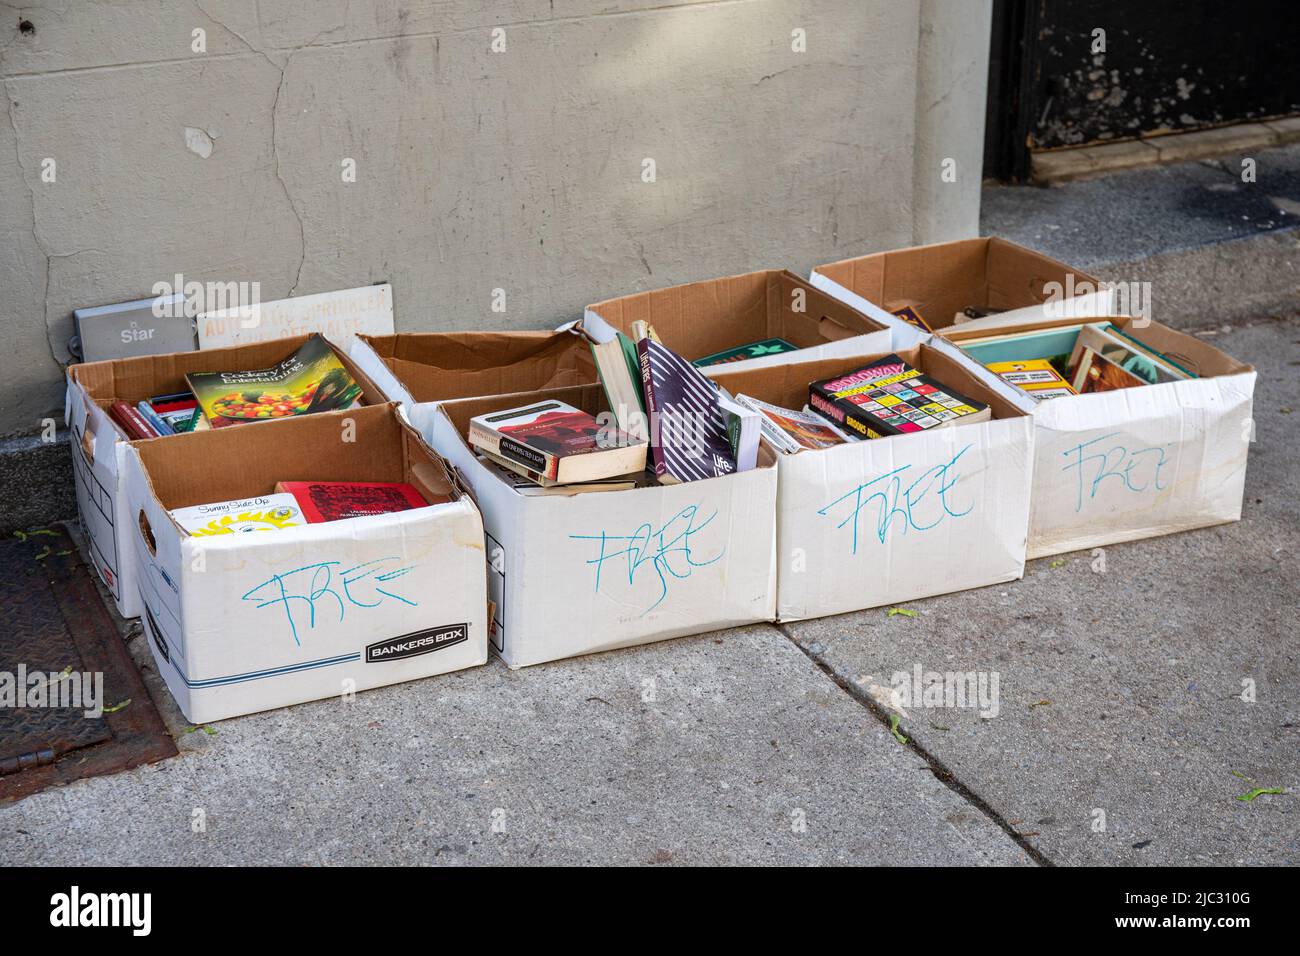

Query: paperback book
185;334;363;429
733;394;846;454
809;354;990;439
638;337;743;483
468;400;647;484
171;493;305;536
985;359;1076;401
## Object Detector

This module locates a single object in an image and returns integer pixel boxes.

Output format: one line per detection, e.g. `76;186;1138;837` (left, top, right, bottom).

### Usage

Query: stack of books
470;400;650;495
492;317;765;494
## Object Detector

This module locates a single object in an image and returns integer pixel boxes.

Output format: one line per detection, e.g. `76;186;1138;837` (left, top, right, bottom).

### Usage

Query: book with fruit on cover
809;354;990;439
171;493;305;536
468;400;648;484
274;481;441;522
185;334;363;429
733;394;847;454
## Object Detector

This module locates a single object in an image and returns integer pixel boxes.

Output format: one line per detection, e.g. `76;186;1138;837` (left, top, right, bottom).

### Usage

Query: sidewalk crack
775;622;1056;866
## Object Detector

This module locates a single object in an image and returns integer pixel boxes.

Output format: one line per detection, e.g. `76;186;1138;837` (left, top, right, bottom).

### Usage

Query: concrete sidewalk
1;314;1294;867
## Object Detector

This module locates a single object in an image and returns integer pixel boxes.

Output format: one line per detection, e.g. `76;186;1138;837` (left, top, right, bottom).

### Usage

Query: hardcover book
274;481;437;522
185;333;363;429
809;354;991;439
468;400;647;484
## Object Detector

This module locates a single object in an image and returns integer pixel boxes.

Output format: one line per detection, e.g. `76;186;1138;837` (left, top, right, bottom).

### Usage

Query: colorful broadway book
170;493;305;536
809;354;991;439
274;481;438;522
185;334;363;429
468;400;647;484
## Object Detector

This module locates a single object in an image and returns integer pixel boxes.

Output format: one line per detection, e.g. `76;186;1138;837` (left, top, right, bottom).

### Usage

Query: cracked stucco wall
0;0;990;436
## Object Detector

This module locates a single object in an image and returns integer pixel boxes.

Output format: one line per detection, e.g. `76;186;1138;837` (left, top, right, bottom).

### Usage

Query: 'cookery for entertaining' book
468;400;647;484
809;354;990;439
185;334;363;429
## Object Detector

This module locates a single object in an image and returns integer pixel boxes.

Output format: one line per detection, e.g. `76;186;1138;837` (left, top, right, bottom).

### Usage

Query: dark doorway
985;0;1300;181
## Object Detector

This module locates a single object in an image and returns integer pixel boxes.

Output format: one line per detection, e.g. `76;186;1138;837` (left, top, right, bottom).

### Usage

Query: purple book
636;337;736;483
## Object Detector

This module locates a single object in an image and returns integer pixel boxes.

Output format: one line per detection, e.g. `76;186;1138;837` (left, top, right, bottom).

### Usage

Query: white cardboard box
710;344;1034;620
937;317;1256;557
123;403;488;723
412;384;778;668
809;237;1114;351
586;268;892;372
65;335;388;619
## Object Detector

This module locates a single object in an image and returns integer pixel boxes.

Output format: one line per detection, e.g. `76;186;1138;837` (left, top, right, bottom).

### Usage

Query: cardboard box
709;345;1034;621
419;384;778;667
123;403;488;723
585;269;893;372
65;335;386;618
938;316;1256;557
810;238;1114;348
350;330;597;408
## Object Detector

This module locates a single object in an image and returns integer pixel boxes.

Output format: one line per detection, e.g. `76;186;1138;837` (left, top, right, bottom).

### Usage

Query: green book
692;337;798;368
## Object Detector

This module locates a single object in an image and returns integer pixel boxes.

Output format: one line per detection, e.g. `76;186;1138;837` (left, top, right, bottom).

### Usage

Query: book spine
109;401;157;440
469;422;560;481
496;435;558;481
636;338;669;480
136;401;174;436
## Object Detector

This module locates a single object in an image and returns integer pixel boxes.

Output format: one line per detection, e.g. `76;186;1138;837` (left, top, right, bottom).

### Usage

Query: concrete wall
0;0;992;437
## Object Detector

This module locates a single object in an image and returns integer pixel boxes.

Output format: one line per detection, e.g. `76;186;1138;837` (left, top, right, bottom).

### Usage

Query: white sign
197;283;394;352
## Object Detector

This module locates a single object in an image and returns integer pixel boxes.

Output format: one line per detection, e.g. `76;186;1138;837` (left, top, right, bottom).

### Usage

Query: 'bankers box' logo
365;624;468;663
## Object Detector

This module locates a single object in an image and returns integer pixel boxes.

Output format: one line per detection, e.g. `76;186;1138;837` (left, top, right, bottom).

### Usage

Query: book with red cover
109;401;158;440
274;481;441;523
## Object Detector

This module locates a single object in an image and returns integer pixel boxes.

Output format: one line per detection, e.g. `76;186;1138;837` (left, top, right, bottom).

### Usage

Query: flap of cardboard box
586;269;886;362
357;331;598;402
70;334;388;411
709;343;1029;423
814;238;1096;334
130;402;460;513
